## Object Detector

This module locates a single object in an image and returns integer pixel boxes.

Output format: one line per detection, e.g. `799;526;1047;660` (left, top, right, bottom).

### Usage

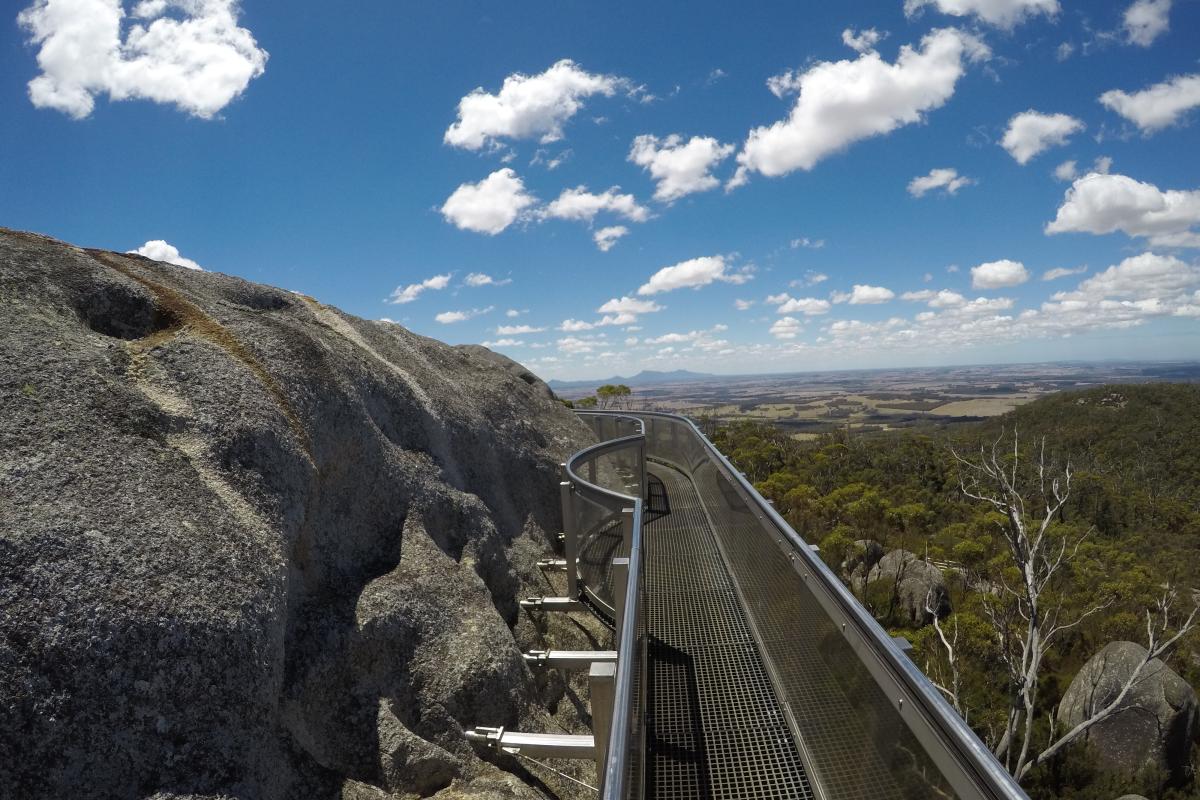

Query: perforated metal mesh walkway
643;462;816;800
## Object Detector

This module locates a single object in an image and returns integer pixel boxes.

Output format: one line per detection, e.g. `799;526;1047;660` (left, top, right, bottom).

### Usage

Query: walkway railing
470;409;1026;800
570;413;647;799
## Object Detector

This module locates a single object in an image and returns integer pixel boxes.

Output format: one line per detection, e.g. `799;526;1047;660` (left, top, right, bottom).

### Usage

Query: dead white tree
948;429;1198;782
924;588;964;718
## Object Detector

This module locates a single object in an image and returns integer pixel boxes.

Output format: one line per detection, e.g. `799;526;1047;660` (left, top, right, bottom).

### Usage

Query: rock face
1057;641;1200;786
0;229;599;799
864;549;950;627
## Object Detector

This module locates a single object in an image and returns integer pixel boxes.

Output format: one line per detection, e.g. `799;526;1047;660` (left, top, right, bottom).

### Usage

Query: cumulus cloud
435;306;494;324
735;299;755;311
777;296;831;315
496;324;544;335
482;338;523;347
128;239;203;270
1001;111;1084;164
770;317;803;339
732;28;988;185
971;259;1030;288
637;255;752;295
560;319;595;332
593;225;629;252
505;309;523;317
901;290;934;301
17;0;268;119
444;59;624;150
597;296;664;315
832;285;896;304
1054;156;1111;182
841;28;886;54
543;186;649;223
464;272;511;287
441;168;537;235
1122;0;1171;47
1045;172;1200;248
908;167;974;197
1052;252;1196;304
1043;266;1087;281
1099;74;1200;134
389;273;452;304
903;0;1059;29
628;134;734;202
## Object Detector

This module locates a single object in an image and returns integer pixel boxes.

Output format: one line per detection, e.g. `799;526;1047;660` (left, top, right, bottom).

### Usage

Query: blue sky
3;0;1199;380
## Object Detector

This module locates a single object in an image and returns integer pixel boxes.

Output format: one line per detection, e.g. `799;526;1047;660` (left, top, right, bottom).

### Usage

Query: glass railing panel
629;412;1025;800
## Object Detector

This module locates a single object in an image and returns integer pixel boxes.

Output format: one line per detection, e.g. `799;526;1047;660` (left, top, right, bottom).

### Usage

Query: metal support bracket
589;662;616;780
465;726;596;759
520;596;584;612
523;649;618;669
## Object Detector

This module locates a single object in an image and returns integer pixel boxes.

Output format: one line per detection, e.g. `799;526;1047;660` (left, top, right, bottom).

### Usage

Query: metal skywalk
467;412;1028;800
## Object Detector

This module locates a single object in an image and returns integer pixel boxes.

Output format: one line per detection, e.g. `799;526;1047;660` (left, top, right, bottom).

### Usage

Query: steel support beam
589;662;616;784
519;596;584;612
523;649;618;669
465;726;595;759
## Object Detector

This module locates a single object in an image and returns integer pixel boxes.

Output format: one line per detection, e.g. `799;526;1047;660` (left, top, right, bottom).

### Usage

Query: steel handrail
626;410;1027;800
567;411;646;800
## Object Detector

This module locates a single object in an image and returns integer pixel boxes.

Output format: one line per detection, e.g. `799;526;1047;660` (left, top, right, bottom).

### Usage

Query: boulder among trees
864;549;950;627
1057;640;1200;787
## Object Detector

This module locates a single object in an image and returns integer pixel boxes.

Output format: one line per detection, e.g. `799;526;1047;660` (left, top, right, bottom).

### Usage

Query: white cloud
1001;111;1084;164
901;290;934;301
594;225;629;252
435;306;493;324
543;185;649;223
1043;266;1087;281
770;317;803;339
789;270;829;288
444;59;624;150
128;239;202;270
908;167;974;197
597;296;664;315
17;0;267;119
1054;160;1079;182
790;238;825;250
1053;252;1197;302
1056;42;1075;61
560;319;595;331
1122;0;1171;47
947;264;960;273
464;272;511;287
832;284;896;304
773;295;832;315
1099;74;1200;134
841;27;886;54
735;299;755;311
628;133;734;202
1054;156;1111;182
732;28;988;185
389;273;452;305
637;255;752;295
441;168;537;235
903;0;1059;29
971;259;1030;288
929;289;967;307
505;309;522;317
483;338;523;347
557;335;608;354
1045;172;1200;248
496;324;544;335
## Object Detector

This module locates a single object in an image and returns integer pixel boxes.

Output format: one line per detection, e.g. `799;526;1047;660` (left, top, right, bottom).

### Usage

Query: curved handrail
566;411;646;800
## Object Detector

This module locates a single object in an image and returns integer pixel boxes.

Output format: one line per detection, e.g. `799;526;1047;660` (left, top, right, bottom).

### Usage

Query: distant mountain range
547;369;715;391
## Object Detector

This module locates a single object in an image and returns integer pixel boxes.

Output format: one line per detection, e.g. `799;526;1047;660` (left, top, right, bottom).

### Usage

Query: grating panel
643;464;816;800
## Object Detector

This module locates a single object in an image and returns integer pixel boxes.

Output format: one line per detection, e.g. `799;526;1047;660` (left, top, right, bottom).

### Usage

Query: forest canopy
711;384;1200;799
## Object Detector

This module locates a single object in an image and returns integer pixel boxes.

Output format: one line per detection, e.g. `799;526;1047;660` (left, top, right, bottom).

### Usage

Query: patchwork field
561;361;1200;437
